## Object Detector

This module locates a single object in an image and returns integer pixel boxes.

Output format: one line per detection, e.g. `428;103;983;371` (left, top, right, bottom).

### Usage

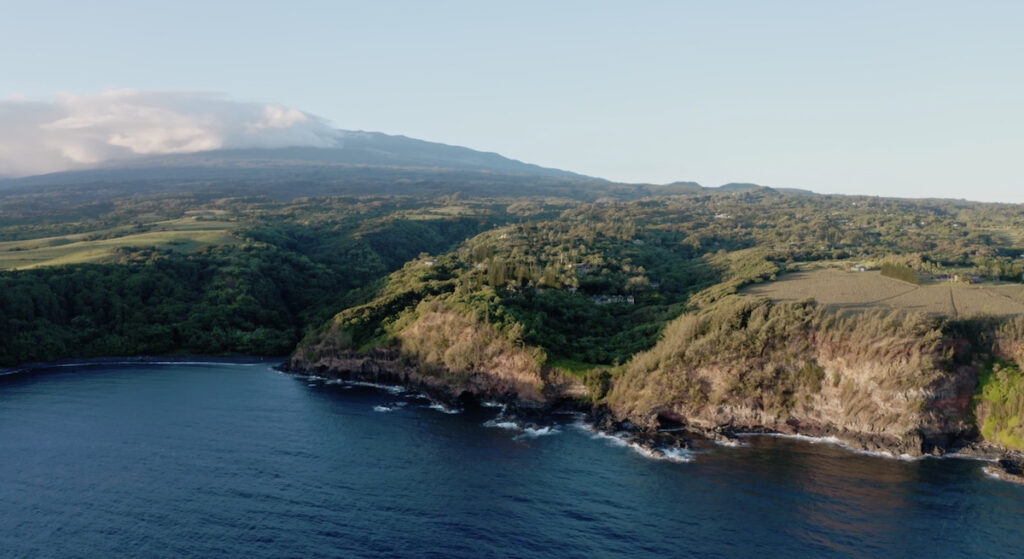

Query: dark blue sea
2;361;1022;558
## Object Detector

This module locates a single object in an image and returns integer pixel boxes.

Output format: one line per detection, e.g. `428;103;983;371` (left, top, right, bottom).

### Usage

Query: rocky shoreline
283;353;1024;481
984;453;1024;484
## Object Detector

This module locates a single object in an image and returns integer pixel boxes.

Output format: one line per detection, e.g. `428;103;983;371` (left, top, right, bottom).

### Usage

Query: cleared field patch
740;269;1024;317
0;217;239;270
982;284;1024;307
741;269;917;311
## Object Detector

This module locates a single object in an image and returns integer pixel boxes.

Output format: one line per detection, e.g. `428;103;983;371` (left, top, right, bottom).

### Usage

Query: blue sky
1;1;1022;202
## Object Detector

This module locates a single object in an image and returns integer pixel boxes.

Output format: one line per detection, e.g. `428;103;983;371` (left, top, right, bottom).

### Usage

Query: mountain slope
0;129;604;200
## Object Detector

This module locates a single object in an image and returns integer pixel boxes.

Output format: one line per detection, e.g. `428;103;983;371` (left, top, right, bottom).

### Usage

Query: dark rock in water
998;454;1024;476
589;405;620;431
980;452;1024;484
503;400;551;423
625;427;695;458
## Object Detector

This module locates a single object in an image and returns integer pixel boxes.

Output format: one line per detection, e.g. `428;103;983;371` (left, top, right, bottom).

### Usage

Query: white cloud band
0;90;342;177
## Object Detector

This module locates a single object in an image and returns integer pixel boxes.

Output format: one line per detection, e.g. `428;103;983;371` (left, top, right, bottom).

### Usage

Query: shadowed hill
0;130;614;202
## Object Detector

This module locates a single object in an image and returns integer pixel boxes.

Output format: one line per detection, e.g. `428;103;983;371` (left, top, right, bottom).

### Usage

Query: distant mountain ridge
98;130;590;178
0;127;816;201
0;129;590;186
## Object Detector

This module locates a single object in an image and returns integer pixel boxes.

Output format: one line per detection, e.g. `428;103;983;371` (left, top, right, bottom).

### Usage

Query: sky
1;1;1022;203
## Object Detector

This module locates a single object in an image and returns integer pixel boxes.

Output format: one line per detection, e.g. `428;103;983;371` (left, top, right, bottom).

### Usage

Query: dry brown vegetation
741;269;1024;318
605;296;978;453
398;302;544;383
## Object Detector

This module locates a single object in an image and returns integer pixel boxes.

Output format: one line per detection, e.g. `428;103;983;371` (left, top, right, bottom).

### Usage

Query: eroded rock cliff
606;297;985;456
288;302;586;407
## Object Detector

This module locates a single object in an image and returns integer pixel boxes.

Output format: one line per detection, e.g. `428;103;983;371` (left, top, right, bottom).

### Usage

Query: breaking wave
571;421;694;463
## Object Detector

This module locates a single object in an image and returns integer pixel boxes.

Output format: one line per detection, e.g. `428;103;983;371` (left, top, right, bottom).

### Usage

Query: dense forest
5;159;1024;460
3;182;1024;368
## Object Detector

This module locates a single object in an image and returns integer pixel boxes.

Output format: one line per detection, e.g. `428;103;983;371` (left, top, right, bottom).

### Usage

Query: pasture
0;217;239;270
741;268;1024;318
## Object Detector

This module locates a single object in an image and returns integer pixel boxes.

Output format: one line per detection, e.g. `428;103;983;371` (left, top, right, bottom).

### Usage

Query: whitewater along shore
283;347;1022;479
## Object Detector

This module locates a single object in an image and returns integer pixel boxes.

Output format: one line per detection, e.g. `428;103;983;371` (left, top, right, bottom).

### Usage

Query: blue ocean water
1;362;1022;559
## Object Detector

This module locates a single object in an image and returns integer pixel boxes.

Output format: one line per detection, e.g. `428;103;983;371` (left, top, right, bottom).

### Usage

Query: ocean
1;361;1022;558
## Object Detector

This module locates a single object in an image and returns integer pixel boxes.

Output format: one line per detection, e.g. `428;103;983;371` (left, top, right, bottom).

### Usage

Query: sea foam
572;420;694;463
427;402;461;414
751;433;921;461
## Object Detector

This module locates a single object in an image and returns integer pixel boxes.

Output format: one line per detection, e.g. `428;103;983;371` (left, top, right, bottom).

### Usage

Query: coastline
0;355;285;378
6;353;1021;484
282;358;1024;481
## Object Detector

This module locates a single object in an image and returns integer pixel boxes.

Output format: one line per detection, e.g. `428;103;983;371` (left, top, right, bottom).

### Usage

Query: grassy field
0;217;239;270
741;269;1024;318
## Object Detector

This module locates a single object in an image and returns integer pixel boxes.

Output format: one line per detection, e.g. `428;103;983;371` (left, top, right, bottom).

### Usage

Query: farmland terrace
0;217;239;270
740;268;1024;318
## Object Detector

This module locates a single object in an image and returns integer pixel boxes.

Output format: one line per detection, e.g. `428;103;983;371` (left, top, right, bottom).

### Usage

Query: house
590;294;635;305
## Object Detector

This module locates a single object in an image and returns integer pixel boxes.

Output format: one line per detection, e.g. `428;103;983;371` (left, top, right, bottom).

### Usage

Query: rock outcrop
291;293;1024;479
288;307;586;408
604;298;984;457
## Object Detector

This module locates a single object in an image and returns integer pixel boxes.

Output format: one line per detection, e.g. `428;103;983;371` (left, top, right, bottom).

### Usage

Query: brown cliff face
290;292;1022;464
289;307;585;406
605;297;980;456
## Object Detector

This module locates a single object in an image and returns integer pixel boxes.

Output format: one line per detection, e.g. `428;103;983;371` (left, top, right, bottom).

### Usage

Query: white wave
937;453;997;463
658;447;696;463
427;402;461;414
572;420;693;463
751;433;922;461
481;401;507;409
713;438;746;448
981;465;1024;484
373;405;396;413
483;420;520;430
620;440;694;463
589;430;630;448
571;420;628;445
346;381;405;394
484;417;561;440
515;426;561;440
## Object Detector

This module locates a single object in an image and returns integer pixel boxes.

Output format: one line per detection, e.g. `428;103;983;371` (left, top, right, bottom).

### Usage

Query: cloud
0;90;343;177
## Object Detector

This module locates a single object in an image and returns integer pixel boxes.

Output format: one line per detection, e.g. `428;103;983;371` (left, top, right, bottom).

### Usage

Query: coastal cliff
288;301;587;407
606;297;980;456
290;290;1024;480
